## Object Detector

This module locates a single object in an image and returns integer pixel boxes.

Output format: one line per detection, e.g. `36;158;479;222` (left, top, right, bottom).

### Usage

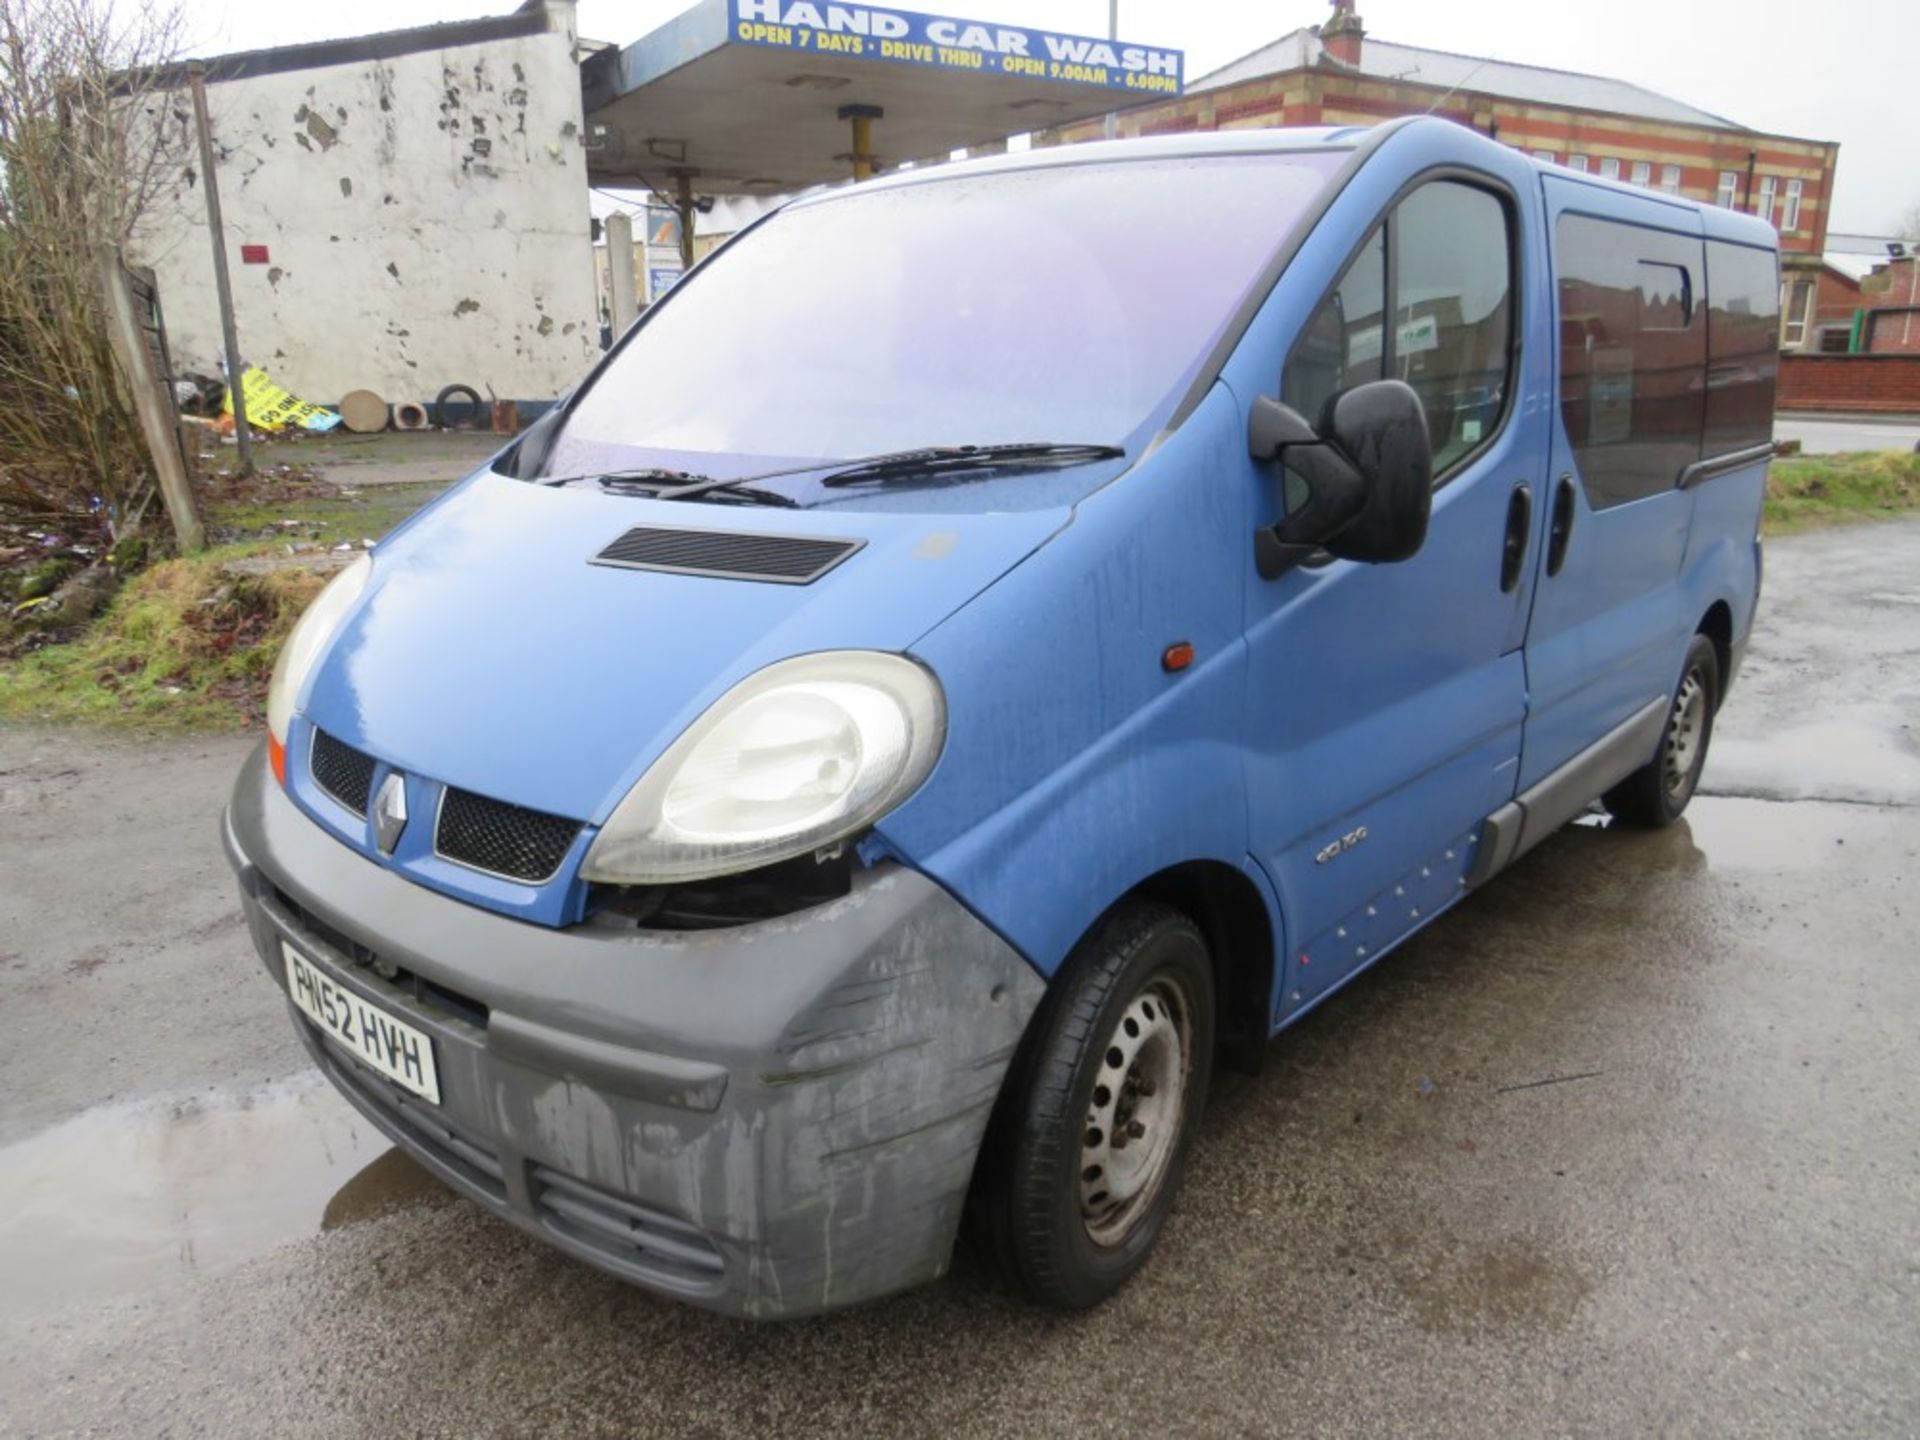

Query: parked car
225;116;1778;1318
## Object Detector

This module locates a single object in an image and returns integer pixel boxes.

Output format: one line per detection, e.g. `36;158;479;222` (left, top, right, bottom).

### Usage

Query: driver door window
1283;180;1515;486
1284;228;1385;424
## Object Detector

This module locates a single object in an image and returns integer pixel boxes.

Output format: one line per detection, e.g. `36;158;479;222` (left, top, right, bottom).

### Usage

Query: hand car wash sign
730;0;1184;94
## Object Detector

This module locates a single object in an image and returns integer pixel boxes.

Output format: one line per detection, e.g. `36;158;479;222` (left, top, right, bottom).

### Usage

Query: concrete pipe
338;389;389;434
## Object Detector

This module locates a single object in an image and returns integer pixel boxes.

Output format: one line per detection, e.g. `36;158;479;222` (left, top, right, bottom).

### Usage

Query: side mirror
1247;380;1433;578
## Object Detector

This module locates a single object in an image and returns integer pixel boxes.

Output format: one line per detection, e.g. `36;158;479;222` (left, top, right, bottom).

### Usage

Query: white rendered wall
134;2;599;406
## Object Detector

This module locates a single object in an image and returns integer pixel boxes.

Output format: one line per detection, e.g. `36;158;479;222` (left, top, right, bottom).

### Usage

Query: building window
1780;279;1814;347
1782;178;1804;232
1569;154;1590;172
1631;160;1651;188
1755;175;1778;227
1660;164;1682;194
1716;171;1739;208
1598;156;1621;180
1533;149;1557;163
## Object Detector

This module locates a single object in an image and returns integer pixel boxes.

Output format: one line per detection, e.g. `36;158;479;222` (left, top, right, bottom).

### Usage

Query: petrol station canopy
580;0;1185;194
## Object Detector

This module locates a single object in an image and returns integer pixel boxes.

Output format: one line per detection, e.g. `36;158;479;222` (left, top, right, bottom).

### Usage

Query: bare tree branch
0;0;188;537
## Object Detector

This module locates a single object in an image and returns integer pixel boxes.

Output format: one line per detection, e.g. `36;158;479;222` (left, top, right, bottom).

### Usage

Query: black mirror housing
1247;380;1432;575
1319;379;1432;564
1247;395;1320;460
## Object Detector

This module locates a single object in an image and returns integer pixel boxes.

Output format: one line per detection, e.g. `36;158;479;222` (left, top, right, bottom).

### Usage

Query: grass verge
1764;450;1920;533
0;474;450;733
0;547;326;731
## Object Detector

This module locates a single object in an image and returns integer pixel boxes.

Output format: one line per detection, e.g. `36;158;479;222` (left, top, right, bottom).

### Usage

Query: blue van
225;117;1778;1317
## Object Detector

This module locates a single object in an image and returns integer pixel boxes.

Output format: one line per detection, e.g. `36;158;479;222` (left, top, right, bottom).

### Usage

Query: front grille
320;1044;507;1203
435;787;581;884
310;728;376;815
591;525;863;584
532;1165;725;1286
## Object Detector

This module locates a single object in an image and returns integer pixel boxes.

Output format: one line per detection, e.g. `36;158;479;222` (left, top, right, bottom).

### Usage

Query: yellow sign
222;367;341;432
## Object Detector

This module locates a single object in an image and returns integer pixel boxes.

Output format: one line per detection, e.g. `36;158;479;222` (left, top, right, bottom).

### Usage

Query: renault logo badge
372;772;408;855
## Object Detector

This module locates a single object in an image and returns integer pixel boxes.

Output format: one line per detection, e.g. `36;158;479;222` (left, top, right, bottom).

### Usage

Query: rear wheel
1603;633;1719;827
969;901;1214;1309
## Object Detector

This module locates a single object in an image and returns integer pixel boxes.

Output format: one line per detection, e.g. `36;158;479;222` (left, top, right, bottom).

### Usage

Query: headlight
266;554;371;777
580;651;945;886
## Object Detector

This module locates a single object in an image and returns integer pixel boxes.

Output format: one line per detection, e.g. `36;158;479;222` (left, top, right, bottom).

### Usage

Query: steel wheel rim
1664;665;1708;799
1078;973;1192;1248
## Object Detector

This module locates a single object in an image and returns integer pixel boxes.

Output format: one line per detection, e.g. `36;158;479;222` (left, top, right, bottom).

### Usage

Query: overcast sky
182;0;1914;235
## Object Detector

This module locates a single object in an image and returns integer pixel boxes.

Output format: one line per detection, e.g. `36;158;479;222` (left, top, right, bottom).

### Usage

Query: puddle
1676;794;1906;873
1705;711;1920;807
0;1072;447;1318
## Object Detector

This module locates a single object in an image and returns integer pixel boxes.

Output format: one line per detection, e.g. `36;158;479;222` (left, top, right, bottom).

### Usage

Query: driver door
1240;168;1548;1024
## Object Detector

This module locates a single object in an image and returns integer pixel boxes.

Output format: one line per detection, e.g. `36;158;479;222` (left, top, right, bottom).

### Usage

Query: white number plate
283;941;441;1105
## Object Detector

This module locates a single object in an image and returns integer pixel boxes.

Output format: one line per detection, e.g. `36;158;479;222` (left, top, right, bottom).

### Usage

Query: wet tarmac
0;1075;443;1320
1;520;1916;1437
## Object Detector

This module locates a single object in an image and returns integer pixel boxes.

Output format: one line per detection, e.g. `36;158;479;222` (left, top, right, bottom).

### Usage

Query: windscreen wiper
652;442;1127;504
538;465;797;508
539;465;703;489
816;442;1125;487
541;442;1124;509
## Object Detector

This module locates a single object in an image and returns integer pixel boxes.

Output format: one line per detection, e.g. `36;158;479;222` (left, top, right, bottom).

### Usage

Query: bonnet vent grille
591;526;863;585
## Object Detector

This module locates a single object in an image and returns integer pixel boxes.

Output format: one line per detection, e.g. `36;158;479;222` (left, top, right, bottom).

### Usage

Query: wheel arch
1697;599;1734;707
1126;861;1275;1076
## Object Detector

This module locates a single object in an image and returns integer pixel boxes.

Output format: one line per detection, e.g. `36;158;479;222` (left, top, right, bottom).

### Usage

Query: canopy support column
839;104;883;181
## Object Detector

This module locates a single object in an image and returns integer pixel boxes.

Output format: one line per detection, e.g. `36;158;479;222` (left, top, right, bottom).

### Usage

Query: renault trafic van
225;116;1777;1317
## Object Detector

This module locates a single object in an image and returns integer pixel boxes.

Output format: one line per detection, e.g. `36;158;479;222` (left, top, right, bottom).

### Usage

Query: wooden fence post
98;244;206;552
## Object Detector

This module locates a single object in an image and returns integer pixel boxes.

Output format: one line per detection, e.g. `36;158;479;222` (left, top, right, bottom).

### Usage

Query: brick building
1776;235;1920;411
1787;236;1920;356
1052;2;1839;288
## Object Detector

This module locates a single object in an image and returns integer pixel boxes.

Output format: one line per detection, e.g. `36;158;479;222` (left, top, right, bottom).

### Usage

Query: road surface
1776;413;1920;455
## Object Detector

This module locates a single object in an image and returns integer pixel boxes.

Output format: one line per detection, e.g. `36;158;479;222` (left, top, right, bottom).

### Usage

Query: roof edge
138;5;551;89
1192;39;1842;148
1191;27;1770;135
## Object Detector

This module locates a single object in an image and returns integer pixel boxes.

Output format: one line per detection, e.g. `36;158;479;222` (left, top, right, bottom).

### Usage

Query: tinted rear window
1703;240;1780;456
1554;214;1706;509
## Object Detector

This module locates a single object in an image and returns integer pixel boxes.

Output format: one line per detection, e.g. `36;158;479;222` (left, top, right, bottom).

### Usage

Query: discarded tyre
434;383;484;430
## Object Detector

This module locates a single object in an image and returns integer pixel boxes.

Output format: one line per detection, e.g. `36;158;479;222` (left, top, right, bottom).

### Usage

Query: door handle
1546;474;1577;578
1500;482;1532;593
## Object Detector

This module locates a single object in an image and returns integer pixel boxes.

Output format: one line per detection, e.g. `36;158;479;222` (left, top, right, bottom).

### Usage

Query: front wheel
1603;633;1720;827
969;901;1215;1309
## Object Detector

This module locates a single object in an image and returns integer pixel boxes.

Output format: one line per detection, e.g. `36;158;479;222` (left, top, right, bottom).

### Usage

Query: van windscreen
544;154;1342;507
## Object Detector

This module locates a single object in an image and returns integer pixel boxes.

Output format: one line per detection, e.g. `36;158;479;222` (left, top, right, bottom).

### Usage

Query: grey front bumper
224;746;1044;1318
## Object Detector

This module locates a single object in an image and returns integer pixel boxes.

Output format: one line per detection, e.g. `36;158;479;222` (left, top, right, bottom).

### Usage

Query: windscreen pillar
839;104;883;181
604;211;637;333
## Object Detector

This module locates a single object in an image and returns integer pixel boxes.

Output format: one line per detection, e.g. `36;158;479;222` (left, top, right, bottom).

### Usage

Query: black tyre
1603;633;1719;827
969;901;1215;1309
434;383;484;430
